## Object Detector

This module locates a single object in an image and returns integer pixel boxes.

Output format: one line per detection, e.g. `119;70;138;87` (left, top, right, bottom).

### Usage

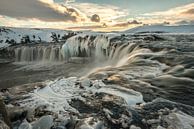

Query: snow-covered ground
125;24;194;34
0;27;71;48
1;24;194;49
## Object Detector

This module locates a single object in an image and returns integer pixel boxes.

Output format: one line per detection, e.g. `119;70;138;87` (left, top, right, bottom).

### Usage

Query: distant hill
125;25;194;34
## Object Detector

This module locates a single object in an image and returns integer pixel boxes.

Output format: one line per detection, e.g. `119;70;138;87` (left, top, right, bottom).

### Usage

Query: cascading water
61;34;139;65
13;34;152;67
14;45;63;62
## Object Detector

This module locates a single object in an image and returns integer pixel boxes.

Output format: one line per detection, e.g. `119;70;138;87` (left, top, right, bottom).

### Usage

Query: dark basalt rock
0;120;10;129
140;98;194;117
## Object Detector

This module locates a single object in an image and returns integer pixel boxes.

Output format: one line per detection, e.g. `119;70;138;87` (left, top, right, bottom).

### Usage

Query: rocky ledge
0;77;194;129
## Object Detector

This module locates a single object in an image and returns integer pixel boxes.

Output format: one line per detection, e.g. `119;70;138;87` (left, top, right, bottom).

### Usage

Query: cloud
143;3;194;24
71;3;129;23
112;20;142;27
0;0;86;22
182;8;194;14
91;14;100;22
0;0;131;31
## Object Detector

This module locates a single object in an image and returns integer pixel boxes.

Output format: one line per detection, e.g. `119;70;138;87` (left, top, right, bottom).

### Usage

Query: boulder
32;115;53;129
18;119;32;129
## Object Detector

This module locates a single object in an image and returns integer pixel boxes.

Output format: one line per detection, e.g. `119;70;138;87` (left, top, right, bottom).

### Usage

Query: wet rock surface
1;82;194;129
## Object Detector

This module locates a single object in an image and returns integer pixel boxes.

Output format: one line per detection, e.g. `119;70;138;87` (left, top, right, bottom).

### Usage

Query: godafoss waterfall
0;29;194;129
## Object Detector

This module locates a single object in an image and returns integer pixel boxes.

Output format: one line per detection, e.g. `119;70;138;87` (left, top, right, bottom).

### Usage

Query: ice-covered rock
31;115;53;129
18;119;32;129
163;112;194;129
156;126;166;129
53;126;66;129
80;78;92;88
130;125;141;129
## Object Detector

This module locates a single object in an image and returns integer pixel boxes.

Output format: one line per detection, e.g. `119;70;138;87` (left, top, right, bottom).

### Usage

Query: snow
0;27;69;48
0;42;10;48
125;25;194;34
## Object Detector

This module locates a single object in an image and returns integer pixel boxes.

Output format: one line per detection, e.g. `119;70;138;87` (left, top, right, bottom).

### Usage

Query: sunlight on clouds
70;3;129;23
0;1;194;31
0;0;131;31
38;0;88;22
143;3;194;24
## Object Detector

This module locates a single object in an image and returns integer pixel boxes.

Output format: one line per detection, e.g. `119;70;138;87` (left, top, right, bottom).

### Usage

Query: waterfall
61;34;138;65
14;34;143;65
14;45;63;62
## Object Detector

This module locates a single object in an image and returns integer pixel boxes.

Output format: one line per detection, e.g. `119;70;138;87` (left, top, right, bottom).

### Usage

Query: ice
125;24;194;34
18;77;83;113
98;85;144;105
18;76;144;115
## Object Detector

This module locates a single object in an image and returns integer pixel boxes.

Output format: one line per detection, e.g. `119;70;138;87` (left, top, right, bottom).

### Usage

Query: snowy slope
125;25;194;34
0;27;71;48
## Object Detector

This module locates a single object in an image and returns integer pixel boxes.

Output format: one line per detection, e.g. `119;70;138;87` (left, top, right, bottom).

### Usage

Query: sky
0;0;194;31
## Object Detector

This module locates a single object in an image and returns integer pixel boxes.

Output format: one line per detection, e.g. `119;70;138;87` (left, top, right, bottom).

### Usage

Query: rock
163;112;194;129
53;126;66;129
8;107;28;122
65;115;77;129
80;78;91;87
26;108;35;122
147;119;160;125
12;120;21;129
0;97;11;127
34;106;55;118
18;119;32;129
78;124;93;129
130;125;141;129
32;115;53;129
157;126;166;129
0;90;13;104
92;80;106;89
0;120;10;129
94;121;105;129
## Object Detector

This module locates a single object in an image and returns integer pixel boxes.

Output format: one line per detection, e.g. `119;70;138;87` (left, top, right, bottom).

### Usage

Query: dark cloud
0;0;82;22
182;8;194;14
113;20;142;27
91;14;100;22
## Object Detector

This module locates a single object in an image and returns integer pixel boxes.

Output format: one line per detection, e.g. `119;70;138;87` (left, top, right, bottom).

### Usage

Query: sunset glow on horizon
0;0;194;31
